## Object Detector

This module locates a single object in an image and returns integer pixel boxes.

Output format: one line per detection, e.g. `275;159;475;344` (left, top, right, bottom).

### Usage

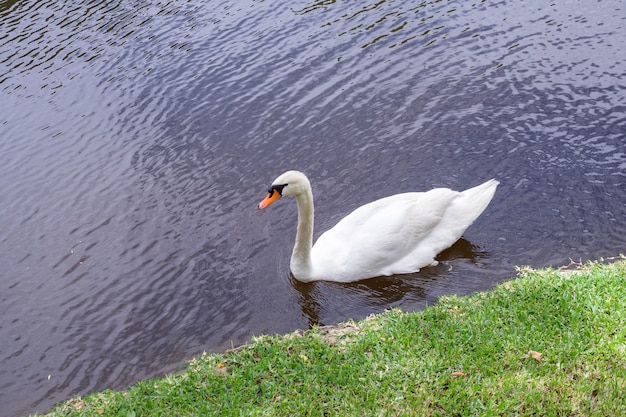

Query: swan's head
258;170;311;209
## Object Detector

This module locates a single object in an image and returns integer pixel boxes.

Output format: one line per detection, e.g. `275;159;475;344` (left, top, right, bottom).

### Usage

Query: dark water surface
1;0;625;415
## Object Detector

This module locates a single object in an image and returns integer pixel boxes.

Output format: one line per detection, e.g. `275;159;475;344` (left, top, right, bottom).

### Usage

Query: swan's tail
459;179;499;222
388;178;499;274
430;178;499;247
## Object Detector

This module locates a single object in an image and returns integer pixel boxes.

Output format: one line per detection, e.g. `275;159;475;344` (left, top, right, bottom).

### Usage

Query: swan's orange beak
258;191;281;209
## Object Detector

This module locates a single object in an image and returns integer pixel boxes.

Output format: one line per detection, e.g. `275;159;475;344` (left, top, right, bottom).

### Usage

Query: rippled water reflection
1;0;624;415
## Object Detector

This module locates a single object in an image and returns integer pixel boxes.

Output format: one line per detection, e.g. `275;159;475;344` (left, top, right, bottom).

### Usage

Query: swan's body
259;171;498;283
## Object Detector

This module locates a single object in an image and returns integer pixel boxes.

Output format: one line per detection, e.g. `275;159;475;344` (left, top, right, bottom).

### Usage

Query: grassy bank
41;259;625;416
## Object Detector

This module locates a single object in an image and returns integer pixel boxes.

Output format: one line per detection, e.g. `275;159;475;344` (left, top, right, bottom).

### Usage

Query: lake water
1;0;624;415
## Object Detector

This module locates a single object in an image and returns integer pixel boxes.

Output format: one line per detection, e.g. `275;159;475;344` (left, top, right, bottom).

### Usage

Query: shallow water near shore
1;0;625;415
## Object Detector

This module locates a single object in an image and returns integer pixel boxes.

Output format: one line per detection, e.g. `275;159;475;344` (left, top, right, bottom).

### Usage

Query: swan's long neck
291;188;314;279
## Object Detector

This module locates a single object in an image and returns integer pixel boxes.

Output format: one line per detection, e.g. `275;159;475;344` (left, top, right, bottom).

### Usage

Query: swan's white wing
311;189;459;280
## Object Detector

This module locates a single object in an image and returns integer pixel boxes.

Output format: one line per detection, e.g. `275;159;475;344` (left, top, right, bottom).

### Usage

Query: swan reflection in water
292;238;490;328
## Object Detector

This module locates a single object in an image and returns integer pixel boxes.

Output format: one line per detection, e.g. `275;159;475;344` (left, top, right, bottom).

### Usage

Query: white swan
259;171;499;283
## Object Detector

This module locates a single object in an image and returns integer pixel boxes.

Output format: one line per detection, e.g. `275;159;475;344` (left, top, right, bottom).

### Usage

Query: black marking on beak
268;183;287;197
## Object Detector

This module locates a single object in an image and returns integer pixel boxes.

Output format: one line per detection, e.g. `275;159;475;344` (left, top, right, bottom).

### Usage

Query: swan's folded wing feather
312;189;459;279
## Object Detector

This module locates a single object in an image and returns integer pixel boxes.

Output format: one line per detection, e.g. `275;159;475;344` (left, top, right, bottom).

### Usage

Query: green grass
41;258;626;417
